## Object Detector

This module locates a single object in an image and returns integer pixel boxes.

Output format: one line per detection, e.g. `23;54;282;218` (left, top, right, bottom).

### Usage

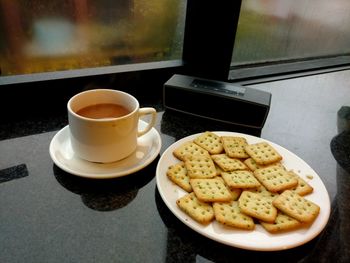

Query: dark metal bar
182;0;242;81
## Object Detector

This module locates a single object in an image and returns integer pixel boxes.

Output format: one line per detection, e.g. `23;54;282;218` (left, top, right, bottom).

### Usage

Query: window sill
230;55;350;85
0;60;183;85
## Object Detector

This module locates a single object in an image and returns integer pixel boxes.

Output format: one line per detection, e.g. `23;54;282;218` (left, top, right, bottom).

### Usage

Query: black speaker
163;74;271;131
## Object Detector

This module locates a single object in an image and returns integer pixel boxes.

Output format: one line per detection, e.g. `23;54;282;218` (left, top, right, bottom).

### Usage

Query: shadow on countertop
53;156;159;211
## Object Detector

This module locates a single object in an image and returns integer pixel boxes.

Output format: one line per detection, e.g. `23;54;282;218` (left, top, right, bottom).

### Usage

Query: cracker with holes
211;154;247;172
244;158;285;172
176;192;214;225
190;178;233;202
260;212;303;233
243;158;263;172
221;170;261;189
272;190;320;223
244;185;279;200
173;141;209;161
254;165;298;192
194;131;224;154
221;136;249;158
245;142;282;165
184;154;217;179
213;201;255;230
238;191;277;223
166;162;192;192
288;171;314;196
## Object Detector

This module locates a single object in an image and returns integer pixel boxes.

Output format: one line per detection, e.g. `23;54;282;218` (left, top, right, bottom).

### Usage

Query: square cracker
288;171;314;196
176;192;214;225
260;212;302;233
190;178;233;202
238;191;277;223
221;170;261;189
166;162;192;192
244;185;279;200
221;136;249;158
272;190;320;223
213;201;255;230
254;165;298;192
173;141;209;161
244;158;285;172
211;154;247;172
244;158;263;172
193;131;224;154
184;154;217;179
245;142;282;165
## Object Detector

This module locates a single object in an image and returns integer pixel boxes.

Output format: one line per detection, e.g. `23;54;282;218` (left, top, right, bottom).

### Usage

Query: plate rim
156;131;331;251
49;120;162;179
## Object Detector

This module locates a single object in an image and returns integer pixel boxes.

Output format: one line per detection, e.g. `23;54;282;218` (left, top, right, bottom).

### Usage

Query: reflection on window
232;0;350;66
0;0;186;76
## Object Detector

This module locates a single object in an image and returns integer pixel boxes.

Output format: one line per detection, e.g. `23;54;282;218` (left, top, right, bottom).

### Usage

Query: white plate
49;120;161;179
156;131;331;251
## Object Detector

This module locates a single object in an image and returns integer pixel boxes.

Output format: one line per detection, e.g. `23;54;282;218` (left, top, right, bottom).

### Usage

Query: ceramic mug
67;89;157;163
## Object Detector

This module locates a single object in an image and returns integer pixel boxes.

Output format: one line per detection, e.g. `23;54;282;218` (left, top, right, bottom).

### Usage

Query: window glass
0;0;186;76
232;0;350;66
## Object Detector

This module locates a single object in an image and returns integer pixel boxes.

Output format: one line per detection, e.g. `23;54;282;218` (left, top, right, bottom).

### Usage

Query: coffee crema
76;103;130;119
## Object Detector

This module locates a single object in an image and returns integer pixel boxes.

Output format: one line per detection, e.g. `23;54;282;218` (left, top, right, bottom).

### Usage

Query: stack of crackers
166;131;320;233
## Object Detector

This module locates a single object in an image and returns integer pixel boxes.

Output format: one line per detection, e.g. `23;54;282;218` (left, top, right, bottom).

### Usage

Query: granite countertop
1;71;350;263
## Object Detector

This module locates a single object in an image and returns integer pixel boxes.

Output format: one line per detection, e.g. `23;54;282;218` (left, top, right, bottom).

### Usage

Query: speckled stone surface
1;72;350;262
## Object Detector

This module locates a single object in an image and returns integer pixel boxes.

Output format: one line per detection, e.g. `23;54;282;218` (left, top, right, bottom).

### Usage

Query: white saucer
49;120;162;179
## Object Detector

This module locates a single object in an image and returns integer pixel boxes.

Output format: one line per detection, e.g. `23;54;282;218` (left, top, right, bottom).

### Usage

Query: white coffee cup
67;89;157;163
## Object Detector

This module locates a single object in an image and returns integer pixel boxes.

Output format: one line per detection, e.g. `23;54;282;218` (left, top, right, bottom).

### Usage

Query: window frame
230;55;350;83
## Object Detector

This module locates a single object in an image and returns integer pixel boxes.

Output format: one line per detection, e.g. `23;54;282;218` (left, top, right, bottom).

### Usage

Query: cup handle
138;107;157;137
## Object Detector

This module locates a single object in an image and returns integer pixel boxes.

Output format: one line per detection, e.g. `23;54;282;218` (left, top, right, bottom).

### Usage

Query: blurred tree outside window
0;0;186;76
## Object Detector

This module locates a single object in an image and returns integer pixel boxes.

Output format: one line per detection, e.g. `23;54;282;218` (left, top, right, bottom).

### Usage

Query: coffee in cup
67;89;157;163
